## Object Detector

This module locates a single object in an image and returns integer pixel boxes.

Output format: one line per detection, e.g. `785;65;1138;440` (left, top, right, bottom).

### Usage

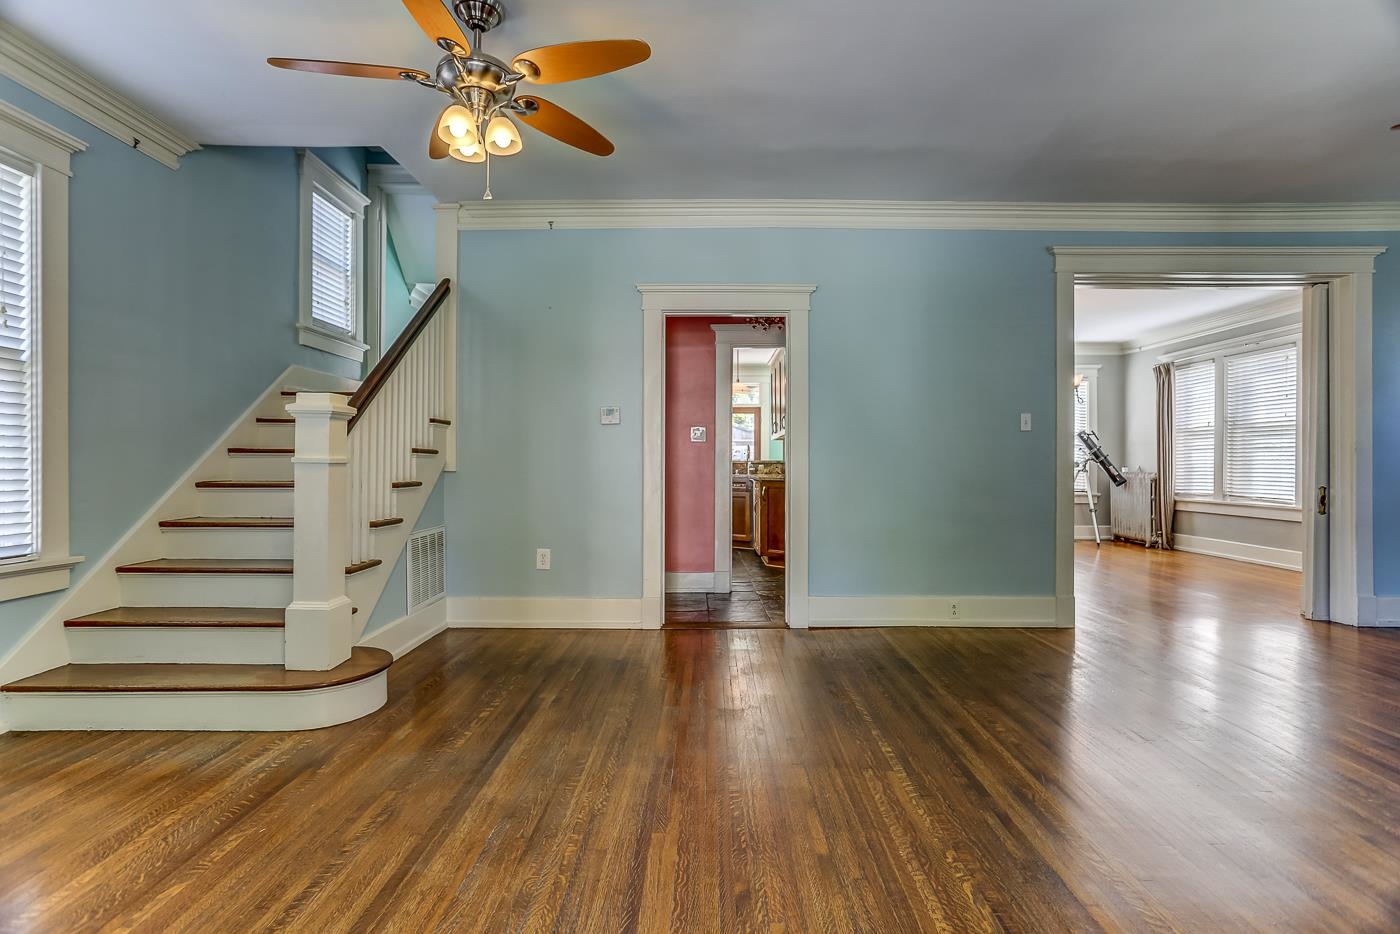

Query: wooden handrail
347;278;451;431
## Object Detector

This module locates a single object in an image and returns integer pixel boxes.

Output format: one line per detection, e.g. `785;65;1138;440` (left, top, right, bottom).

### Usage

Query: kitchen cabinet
753;477;785;565
769;348;787;440
732;477;753;545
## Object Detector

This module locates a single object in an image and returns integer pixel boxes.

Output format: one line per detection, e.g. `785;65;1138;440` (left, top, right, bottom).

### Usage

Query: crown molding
453;200;1400;232
367;163;428;196
0;98;86;174
0;23;199;170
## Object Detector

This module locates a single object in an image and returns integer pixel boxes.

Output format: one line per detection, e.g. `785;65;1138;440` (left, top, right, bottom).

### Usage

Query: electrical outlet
535;548;551;570
949;601;960;619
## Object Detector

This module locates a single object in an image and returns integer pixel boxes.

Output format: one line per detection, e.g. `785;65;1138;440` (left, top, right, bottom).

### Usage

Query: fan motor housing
436;52;514;95
454;0;505;35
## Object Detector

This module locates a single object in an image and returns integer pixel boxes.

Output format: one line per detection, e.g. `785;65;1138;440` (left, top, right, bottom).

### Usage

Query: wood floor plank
1;543;1398;930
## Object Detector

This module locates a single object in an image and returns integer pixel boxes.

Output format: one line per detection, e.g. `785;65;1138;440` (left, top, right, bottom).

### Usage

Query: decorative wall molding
0;23;199;170
448;597;645;628
808;596;1060;628
1174;499;1302;522
454;200;1400;232
359;598;447;658
1174;534;1302;572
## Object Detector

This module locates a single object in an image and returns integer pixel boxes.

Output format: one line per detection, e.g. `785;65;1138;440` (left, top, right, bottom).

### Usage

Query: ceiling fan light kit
269;0;650;197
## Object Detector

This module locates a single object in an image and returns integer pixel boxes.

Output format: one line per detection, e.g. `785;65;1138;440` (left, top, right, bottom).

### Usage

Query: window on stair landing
0;102;82;601
297;151;370;363
0;159;36;561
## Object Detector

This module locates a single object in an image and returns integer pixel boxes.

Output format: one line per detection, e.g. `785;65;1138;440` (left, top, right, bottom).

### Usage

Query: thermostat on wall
600;405;621;425
690;426;706;442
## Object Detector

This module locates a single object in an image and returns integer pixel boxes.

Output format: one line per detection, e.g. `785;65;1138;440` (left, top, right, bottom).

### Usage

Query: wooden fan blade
268;58;429;81
511;39;650;85
402;0;471;53
429;108;450;159
516;96;614;156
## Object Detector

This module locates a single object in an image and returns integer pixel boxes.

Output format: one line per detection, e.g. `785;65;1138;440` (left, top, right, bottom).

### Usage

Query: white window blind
0;160;35;560
1225;346;1298;504
309;190;355;333
1073;380;1089;492
1173;360;1215;498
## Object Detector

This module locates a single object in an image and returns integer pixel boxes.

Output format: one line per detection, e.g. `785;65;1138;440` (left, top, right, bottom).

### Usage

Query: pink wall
665;317;732;573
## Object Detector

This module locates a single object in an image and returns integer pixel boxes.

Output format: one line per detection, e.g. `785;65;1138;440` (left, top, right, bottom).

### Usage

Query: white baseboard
1173;534;1302;571
1373;596;1400;628
665;572;714;593
808;595;1058;628
1075;525;1107;541
448;597;644;629
359;599;448;657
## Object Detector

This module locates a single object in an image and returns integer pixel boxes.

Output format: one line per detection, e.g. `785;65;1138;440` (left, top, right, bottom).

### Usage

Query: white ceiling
7;0;1400;203
735;347;781;367
1075;286;1300;344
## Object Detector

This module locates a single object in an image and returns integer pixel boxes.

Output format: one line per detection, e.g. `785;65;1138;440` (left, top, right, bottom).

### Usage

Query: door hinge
1317;485;1328;516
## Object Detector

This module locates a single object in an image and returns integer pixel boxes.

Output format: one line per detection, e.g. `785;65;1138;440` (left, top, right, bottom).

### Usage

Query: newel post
284;392;355;670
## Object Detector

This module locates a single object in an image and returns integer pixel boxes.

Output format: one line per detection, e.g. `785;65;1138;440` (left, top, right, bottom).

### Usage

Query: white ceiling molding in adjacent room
0;22;199;170
452;200;1400;232
1074;289;1305;354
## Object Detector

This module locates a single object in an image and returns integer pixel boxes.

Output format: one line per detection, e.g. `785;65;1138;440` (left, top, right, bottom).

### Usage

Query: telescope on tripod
1076;429;1126;546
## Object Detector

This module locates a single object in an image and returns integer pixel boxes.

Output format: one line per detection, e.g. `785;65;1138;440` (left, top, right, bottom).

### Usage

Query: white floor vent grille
407;527;445;612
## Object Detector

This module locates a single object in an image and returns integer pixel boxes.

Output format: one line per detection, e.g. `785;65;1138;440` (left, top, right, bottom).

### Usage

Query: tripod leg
1086;481;1102;546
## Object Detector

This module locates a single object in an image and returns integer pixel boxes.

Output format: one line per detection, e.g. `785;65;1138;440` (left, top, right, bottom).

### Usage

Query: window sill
0;554;84;602
1174;498;1301;522
298;324;368;363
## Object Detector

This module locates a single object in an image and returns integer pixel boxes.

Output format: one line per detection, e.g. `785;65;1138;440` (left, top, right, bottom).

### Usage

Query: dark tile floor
663;548;786;629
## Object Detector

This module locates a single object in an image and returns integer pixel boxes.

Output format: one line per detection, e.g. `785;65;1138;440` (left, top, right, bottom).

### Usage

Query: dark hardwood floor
663;547;785;628
1;542;1397;931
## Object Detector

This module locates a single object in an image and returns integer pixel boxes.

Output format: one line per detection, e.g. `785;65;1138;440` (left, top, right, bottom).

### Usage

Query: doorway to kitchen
660;321;787;628
640;284;814;630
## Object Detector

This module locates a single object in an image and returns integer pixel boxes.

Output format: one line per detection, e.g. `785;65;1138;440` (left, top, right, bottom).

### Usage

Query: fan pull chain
483;152;493;201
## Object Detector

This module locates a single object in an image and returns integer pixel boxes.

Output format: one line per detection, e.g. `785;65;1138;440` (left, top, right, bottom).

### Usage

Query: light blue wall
363;478;445;635
450;228;1400;601
382;231;414;348
0;77;369;655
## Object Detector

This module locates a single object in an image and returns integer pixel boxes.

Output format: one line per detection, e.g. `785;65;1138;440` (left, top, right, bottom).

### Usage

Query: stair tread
368;517;404;529
66;606;286;628
195;480;293;489
117;558;293;574
0;647;390;694
256;417;294;424
228;447;293;455
280;389;354;397
391;480;422;489
411;447;439;455
429;417;452;426
159;517;292;529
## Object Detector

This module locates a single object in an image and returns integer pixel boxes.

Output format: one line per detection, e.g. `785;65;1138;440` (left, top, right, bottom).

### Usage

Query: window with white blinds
1072;376;1091;492
1172;360;1216;498
0;160;36;560
309;190;355;334
1225;346;1298;504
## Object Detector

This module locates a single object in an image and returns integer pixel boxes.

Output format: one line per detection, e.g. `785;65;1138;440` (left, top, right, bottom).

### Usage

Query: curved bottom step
0;648;389;731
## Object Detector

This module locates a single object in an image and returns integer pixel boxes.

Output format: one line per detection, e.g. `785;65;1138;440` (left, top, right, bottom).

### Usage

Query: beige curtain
1154;363;1175;550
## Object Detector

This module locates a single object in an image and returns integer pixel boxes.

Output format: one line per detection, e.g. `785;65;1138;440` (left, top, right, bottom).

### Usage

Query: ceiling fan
269;0;649;184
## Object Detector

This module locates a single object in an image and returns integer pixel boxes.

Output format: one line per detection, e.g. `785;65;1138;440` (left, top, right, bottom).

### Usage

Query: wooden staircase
0;280;455;730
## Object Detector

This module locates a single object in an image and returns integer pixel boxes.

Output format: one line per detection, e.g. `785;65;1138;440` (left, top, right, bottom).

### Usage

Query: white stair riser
119;573;292;608
223;453;295;480
195;489;294;515
160;527;292;559
0;673;386;731
67;626;284;665
254;423;295;446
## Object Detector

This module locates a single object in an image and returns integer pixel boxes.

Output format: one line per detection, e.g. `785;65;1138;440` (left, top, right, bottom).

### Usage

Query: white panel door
1300;284;1329;620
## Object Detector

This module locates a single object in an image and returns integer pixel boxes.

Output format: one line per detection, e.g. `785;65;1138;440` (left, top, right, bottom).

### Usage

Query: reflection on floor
663;548;785;629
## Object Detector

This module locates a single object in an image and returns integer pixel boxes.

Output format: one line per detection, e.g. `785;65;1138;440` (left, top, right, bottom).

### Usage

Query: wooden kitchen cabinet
753;477;785;565
732;478;753;545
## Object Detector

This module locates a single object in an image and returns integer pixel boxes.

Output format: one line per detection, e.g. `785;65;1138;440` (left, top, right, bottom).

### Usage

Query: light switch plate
690;426;706;442
1020;413;1033;431
600;405;621;425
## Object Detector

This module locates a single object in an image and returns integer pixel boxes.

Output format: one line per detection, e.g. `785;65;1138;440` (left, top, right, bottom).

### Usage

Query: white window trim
0;101;86;600
1165;330;1302;510
1072;364;1100;503
297;151;371;362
